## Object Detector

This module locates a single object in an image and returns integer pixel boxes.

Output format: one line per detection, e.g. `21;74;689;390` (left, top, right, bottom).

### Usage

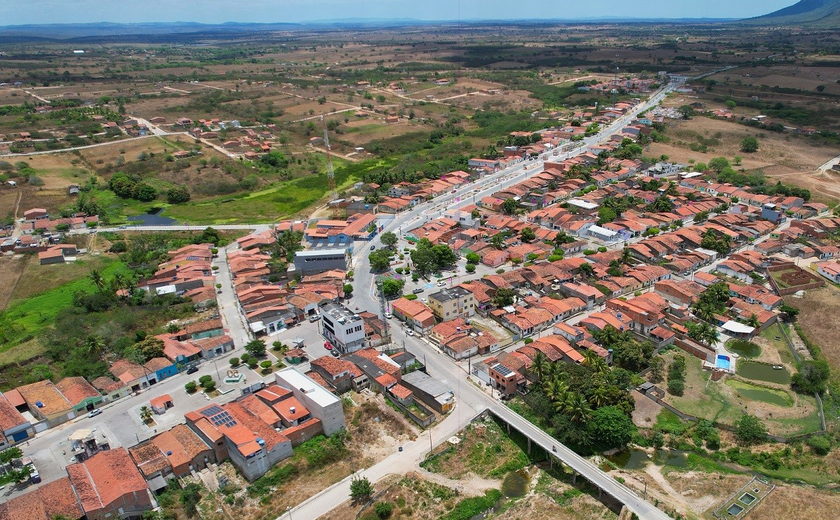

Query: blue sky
1;0;796;25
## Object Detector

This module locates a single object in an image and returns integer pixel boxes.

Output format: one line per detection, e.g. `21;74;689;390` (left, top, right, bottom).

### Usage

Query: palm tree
701;325;720;348
583;350;609;375
89;269;104;292
490;233;506;250
543;378;569;403
531;351;548;382
620;247;633;265
110;272;126;294
746;314;760;328
139;406;152;423
82;335;105;356
561;393;592;424
590;385;610;408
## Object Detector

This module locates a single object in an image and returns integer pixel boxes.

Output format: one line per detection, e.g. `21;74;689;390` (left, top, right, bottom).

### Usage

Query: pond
728;380;792;407
501;469;530;498
727;339;761;358
127;207;176;226
653;449;688;468
737;361;791;385
606;448;650;469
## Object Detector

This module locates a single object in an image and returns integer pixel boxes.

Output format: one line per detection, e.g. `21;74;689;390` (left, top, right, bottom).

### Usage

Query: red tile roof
67;448;150;516
0;476;82;520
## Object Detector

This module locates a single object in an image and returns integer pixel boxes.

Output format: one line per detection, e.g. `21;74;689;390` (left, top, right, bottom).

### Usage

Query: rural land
1;1;840;520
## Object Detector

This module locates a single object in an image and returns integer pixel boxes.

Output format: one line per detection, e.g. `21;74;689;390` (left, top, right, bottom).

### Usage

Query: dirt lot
786;285;840;377
0;254;31;311
631;390;662;429
749;482;840;520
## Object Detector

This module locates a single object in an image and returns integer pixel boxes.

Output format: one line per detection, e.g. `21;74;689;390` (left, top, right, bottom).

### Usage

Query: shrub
465;264;476;273
523;337;533;344
374;502;393;519
667;378;684;396
734;414;768;446
198;375;212;387
185;381;197;393
807;435;832;456
248;359;259;369
204;380;216;392
260;360;272;369
230;357;240;367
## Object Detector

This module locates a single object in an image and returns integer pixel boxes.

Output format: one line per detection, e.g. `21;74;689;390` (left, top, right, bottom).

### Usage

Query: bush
807;435;832;456
667;378;684;396
204;380;216;392
350;476;373;502
260;360;272;369
185;381;197;393
198;375;212;387
248;359;259;369
465;263;476;273
523;337;533;344
374;502;393;519
735;414;768;446
230;357;240;367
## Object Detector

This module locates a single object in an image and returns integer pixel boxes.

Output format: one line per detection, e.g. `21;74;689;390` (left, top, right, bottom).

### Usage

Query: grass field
662;352;821;437
0;257;129;354
786;286;840;382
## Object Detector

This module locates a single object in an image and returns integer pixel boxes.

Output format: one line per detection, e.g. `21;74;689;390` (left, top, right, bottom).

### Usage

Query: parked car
331;350;340;357
309;314;321;322
370;245;376;250
405;329;415;336
88;408;102;418
384;312;393;319
437;281;447;287
324;342;333;350
412;288;424;294
186;366;199;375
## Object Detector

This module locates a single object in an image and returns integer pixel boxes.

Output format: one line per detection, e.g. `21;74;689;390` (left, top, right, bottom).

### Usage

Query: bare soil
0;254;31;311
786;285;840;376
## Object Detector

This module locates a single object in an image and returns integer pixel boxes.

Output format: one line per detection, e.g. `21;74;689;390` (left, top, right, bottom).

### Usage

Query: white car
88;408;102;418
405;329;415;336
437;281;447;287
385;312;393;319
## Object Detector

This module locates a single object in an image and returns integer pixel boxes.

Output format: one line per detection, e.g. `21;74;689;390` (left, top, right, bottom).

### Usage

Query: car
437;281;447;287
88;408;102;418
370;245;376;250
421;298;428;304
186;366;199;374
412;288;424;294
385;312;393;319
405;329;415;336
331;350;340;357
451;189;457;193
309;314;321;322
324;342;333;350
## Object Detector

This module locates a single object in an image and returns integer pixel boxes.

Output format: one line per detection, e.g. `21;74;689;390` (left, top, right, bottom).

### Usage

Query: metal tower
322;117;341;219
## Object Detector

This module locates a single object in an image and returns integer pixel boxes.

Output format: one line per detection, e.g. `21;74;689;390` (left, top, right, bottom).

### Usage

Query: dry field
0;255;31;311
749;482;840;520
786;285;840;376
710;66;840;96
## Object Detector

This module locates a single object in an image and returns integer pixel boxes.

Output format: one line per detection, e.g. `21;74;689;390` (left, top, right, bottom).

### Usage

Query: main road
286;83;680;520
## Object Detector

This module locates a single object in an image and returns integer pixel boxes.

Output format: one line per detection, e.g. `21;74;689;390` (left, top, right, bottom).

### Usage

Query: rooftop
321;302;362;324
275;368;340;409
67;448;150;515
429;286;472;303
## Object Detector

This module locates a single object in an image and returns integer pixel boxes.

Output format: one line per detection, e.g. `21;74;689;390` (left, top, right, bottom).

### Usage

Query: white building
320;302;367;353
274;368;346;436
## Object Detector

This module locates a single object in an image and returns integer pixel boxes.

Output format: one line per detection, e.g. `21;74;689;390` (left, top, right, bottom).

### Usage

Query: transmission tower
322;116;341;219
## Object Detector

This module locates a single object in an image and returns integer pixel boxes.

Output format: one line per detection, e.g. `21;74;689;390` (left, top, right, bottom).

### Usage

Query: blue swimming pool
717;355;731;370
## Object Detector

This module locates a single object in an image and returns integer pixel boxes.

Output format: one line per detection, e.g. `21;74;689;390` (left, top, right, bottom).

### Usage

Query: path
414;468;501;496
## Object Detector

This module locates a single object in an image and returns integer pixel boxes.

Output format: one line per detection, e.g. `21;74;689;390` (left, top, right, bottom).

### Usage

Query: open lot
786;285;840;380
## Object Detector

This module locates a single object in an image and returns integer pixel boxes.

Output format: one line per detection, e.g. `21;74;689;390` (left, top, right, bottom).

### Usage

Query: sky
0;0;797;26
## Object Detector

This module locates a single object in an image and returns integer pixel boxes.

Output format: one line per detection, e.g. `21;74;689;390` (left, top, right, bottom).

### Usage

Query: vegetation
350;476;374;502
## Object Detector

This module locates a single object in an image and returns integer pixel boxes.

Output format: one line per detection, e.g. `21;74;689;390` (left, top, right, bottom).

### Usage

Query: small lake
501;469;530;498
737;361;791;385
727;340;761;358
127;207;176;226
606;448;650;469
728;380;792;407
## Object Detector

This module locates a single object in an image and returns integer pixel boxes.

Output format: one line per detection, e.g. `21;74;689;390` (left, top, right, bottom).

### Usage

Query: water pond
737;361;791;385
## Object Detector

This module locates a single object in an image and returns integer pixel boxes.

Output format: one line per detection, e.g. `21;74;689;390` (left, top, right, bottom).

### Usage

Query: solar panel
494;364;514;377
200;405;224;417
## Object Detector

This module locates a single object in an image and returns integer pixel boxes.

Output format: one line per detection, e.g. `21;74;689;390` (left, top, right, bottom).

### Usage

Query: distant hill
0;22;301;41
741;0;840;26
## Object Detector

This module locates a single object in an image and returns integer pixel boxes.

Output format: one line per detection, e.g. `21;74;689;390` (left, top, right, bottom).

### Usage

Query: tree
374;501;394;519
578;262;594;278
381;278;405;297
531;351;548;382
343;283;354;296
492;287;516;307
274;229;304;261
490;233;506;250
0;446;22;465
667;378;684;396
133;337;165;362
140;406;152;423
725;100;737;109
502;197;519;215
779;303;799;322
709;157;730;172
230;357;240;367
245;339;267;358
465;252;480;264
587;406;635;449
740;136;759;153
520;227;535;243
380;231;398;249
465;263;476;273
185;381;197;393
133;183;158;202
559;392;592;424
180;482;203;517
649;356;665;384
735;414;768;446
369;249;392;271
350;476;373;502
166;185;191;204
554;231;574;245
431;244;457;268
792;359;830;395
89;269;105;292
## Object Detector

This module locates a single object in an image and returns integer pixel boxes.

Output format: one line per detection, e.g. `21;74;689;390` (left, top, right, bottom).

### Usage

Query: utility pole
376;278;390;341
321;116;340;219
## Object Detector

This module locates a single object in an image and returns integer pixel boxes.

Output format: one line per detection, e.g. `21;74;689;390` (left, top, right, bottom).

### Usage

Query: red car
324;342;332;350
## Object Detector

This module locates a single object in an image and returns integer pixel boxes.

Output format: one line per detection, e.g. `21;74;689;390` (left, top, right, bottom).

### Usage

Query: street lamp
286;505;293;520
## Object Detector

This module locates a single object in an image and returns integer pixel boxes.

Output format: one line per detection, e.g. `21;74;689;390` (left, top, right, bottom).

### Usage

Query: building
390;297;437;332
427;286;475;321
55;377;103;414
400;371;455;414
274;368;346;436
16;380;75;428
320;302;366;353
0;476;83;520
489;363;520;398
293;249;349;275
67;448;155;520
129;424;213;492
0;392;34;446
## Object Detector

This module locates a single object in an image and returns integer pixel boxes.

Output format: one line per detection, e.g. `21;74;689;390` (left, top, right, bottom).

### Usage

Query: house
816;260;840;284
400;371;455;414
0;392;34;445
129;424;213;492
310;356;366;393
320;302;366;353
390;298;437;333
489;363;521;398
67;448;155;520
23;208;48;221
38;244;78;265
274;368;346;436
17;380;75;428
55;377;103;415
0;476;83;520
150;394;174;415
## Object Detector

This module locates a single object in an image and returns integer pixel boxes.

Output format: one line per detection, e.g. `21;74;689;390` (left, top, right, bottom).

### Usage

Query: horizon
0;0;796;27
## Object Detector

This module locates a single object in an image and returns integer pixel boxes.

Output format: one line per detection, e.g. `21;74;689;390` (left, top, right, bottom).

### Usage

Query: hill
741;0;840;26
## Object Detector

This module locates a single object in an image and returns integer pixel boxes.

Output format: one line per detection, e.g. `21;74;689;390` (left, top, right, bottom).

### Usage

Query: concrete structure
67;448;155;520
293;249;349;275
400;371;455;414
320;302;366;353
274;368;346;436
0;392;34;446
427;286;476;321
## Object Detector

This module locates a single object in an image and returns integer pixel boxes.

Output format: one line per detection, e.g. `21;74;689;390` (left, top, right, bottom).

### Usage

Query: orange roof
271;396;310;422
375;373;397;388
150;394;172;408
390;384;413;400
153;424;209;472
0;476;82;520
0;393;28;432
67;449;150;516
17;380;72;417
55;377;99;407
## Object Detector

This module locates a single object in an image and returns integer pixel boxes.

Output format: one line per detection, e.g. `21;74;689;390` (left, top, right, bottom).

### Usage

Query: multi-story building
427;286;475;321
292;249;349;275
320;302;366;353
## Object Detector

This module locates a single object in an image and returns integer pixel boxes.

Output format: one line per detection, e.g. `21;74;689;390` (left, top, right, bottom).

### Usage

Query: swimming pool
716;354;732;370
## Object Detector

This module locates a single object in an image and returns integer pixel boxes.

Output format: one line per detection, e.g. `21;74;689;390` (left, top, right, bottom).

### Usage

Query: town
2;6;840;520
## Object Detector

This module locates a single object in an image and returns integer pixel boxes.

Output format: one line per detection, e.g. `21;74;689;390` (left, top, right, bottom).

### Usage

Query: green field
0;258;130;353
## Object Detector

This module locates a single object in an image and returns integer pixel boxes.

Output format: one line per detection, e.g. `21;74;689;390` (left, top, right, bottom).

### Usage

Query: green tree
374;502;394;519
381;278;405;297
734;414;768;446
492;287;516;307
598;206;617;224
792;359;830;395
343;283;354;296
501;197;519;215
369;249;392;271
380;231;398;248
649;356;665;384
490;233;506;250
465;252;480;264
350;476;373;502
465;263;476;273
245;339;267;358
140;406;152;423
166;185;191;204
578;262;594;278
740;136;759;153
520;227;536;242
559;392;592;424
180;482;203;517
587;406;634;449
709;157;730;172
0;447;22;465
132;183;158;202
